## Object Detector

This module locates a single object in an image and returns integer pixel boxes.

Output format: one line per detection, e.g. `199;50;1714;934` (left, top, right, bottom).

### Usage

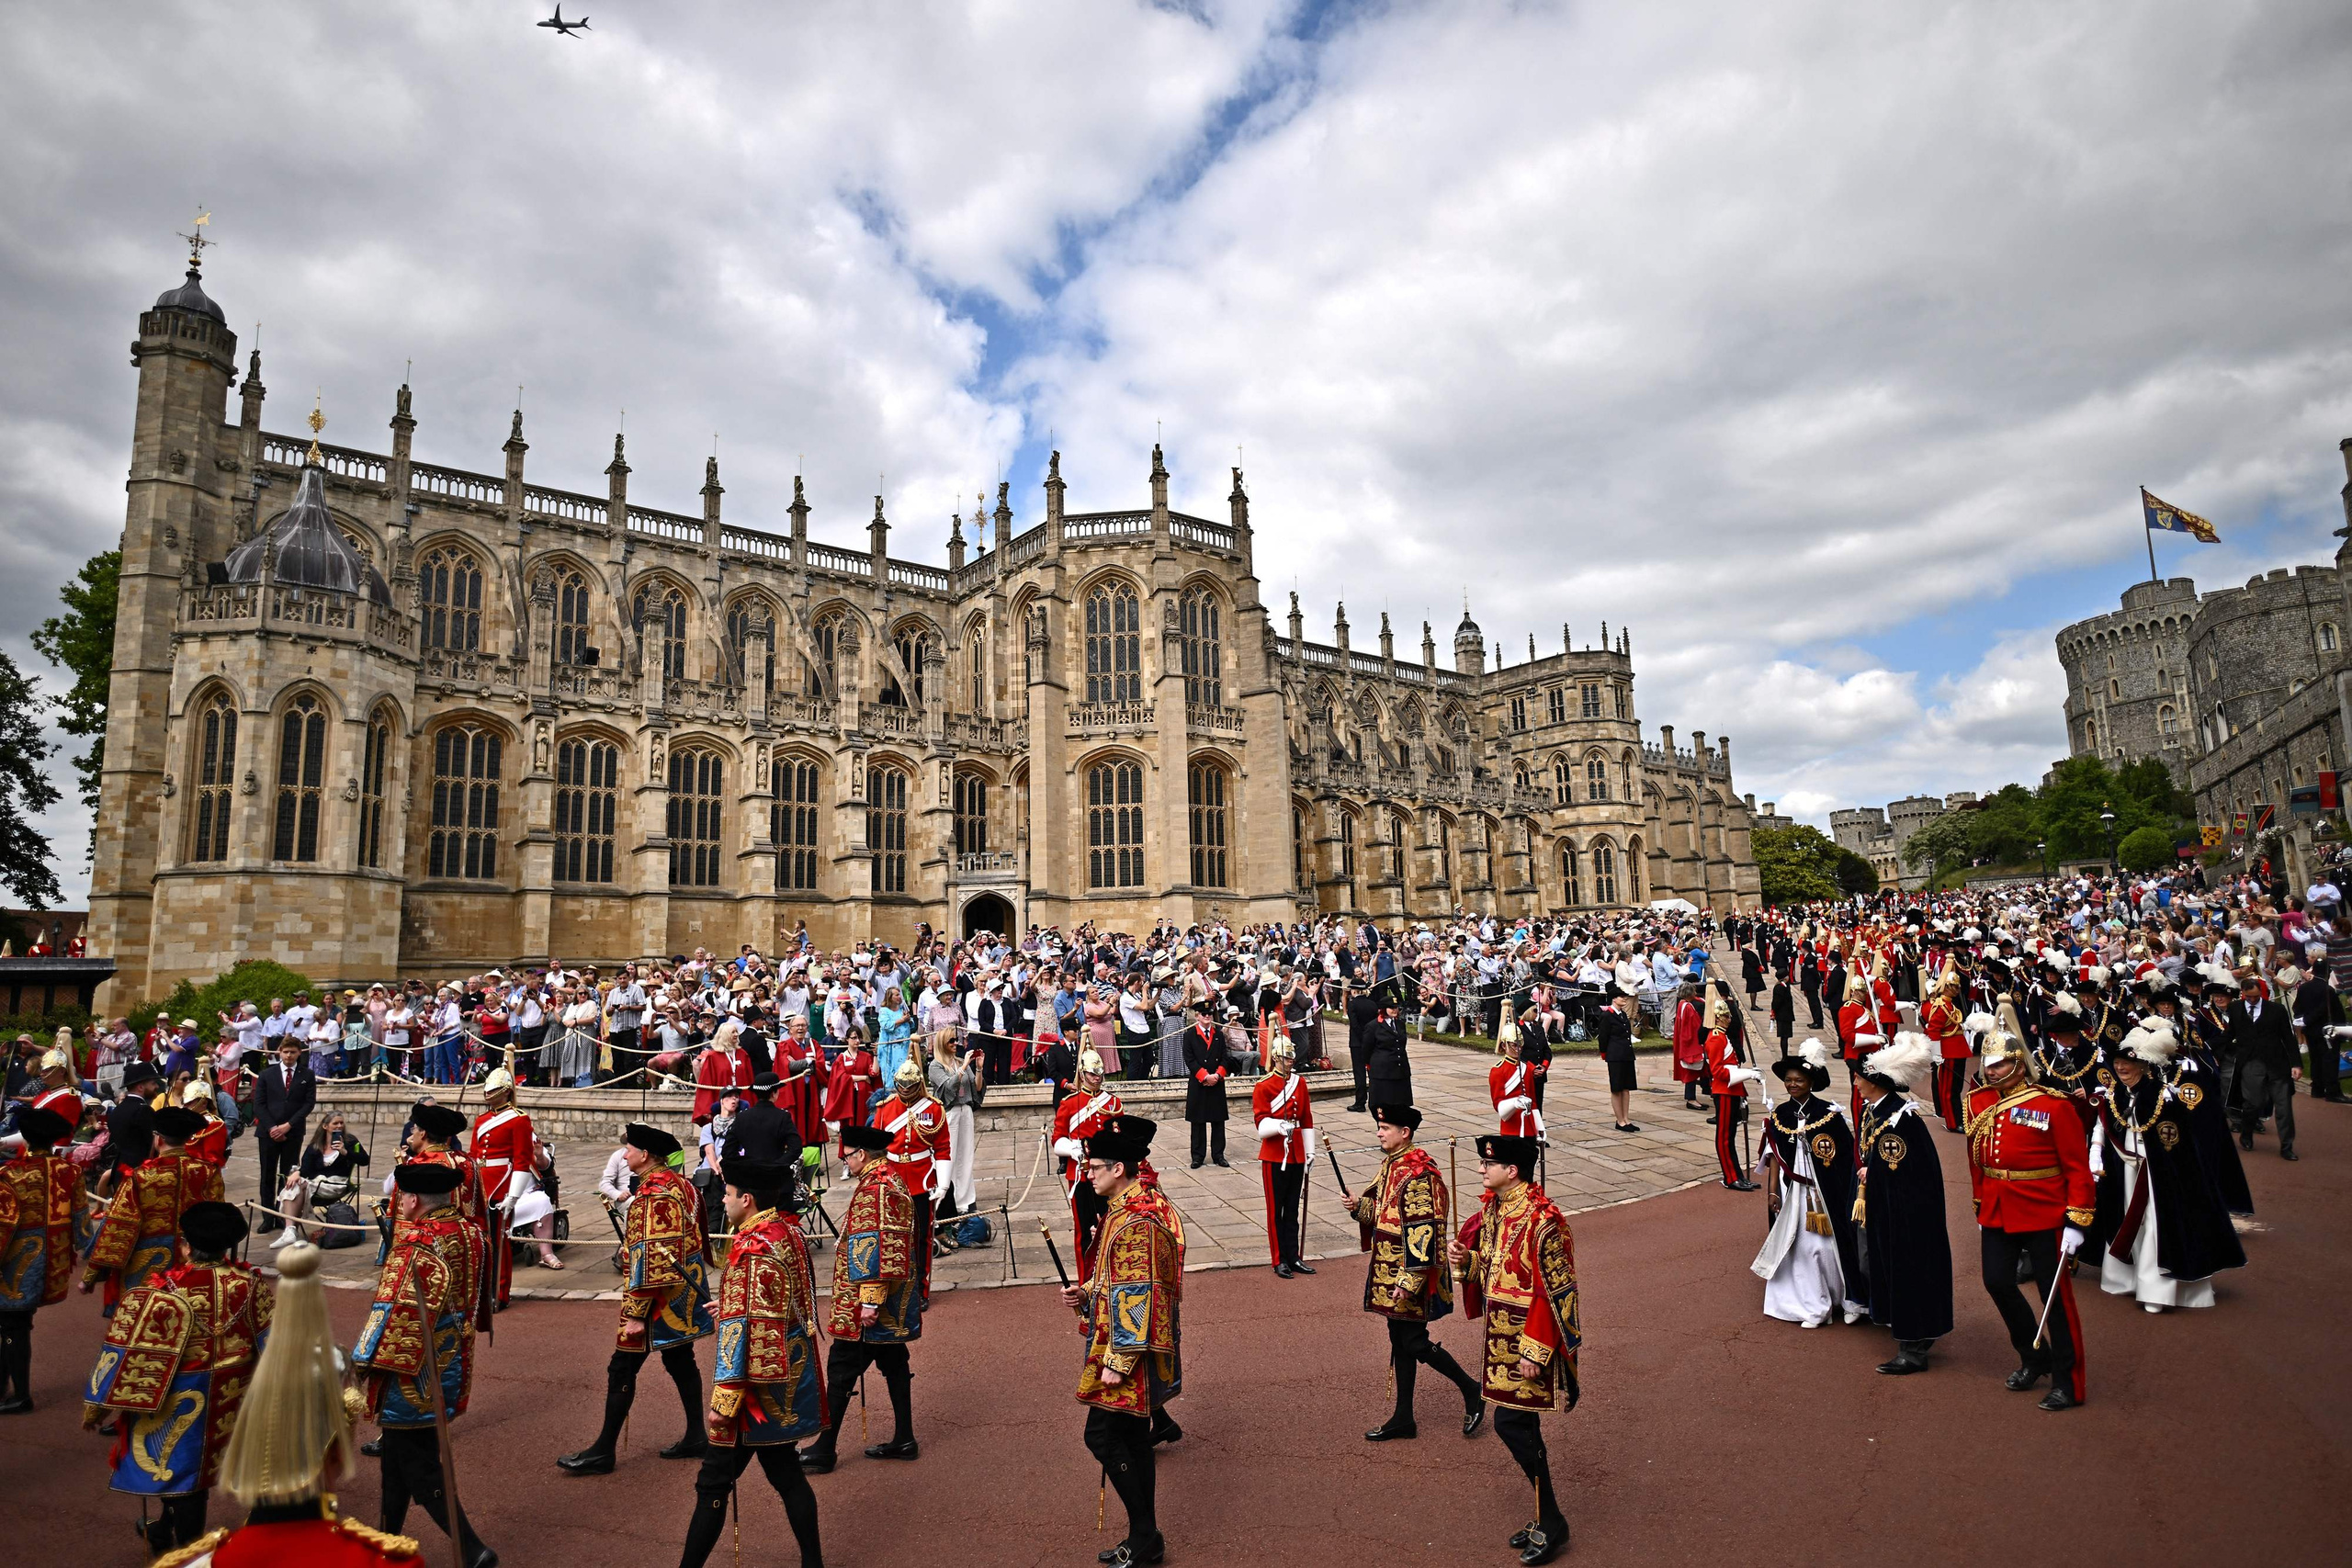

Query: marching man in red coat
1489;1026;1544;1140
1705;997;1759;1190
1964;1025;2096;1411
874;1059;950;1303
1049;1050;1124;1281
469;1069;558;1305
1253;1033;1317;1277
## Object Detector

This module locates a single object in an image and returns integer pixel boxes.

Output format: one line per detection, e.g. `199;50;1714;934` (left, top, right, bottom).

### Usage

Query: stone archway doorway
962;892;1014;941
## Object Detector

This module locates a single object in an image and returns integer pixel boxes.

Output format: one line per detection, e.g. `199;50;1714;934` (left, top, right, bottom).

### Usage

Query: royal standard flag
2143;488;2220;543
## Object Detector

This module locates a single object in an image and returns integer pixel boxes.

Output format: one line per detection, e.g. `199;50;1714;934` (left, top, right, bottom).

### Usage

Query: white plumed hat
1861;1031;1936;1094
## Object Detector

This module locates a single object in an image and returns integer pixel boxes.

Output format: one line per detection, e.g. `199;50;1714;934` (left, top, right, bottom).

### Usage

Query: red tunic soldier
1964;1026;2096;1411
468;1071;549;1307
1252;1035;1317;1276
873;1059;950;1303
1704;997;1758;1190
1049;1051;1124;1280
1489;1028;1544;1140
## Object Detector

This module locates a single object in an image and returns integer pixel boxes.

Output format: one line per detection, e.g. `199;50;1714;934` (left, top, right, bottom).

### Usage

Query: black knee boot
560;1350;642;1472
677;1472;732;1568
379;1447;413;1536
1106;1441;1158;1549
1390;1343;1419;1427
755;1449;826;1568
661;1345;707;1458
1420;1340;1484;1424
865;1357;915;1456
0;1315;28;1412
798;1364;856;1469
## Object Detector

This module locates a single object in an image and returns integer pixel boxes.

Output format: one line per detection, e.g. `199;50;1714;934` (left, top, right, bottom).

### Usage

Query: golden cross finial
306;392;325;463
176;209;214;270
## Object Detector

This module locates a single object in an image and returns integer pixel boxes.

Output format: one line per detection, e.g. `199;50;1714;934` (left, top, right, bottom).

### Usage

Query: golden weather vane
176;209;214;270
306;391;325;463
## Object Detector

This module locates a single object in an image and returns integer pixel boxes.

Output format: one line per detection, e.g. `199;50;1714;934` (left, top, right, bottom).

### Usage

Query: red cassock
1670;997;1704;1085
1488;1058;1544;1138
771;1035;827;1143
693;1044;756;1122
822;1049;876;1127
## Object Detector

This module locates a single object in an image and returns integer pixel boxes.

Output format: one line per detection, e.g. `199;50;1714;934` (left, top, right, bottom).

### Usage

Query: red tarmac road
10;1104;2346;1567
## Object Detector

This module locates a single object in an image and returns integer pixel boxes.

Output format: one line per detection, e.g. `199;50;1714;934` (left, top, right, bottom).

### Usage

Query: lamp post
2099;803;2119;874
2036;839;2048;878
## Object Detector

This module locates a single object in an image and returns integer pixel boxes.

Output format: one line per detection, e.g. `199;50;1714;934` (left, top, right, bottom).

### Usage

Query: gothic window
1587;752;1611;802
1086;759;1145;888
1513;761;1531;793
1561;843;1581;907
1623;754;1635;800
1292;805;1308;888
1084;583;1142;705
1592;840;1618;904
1339;810;1358;885
419;546;483;652
1385;807;1411;882
806;611;844;697
1180;589;1222;707
2109;678;2120;699
271;693;327;863
1627;838;1644;901
774;757;820;890
1554;755;1575;806
1612;684;1627;719
428;725;502;880
189;695;236;863
955;769;989;857
1510;694;1528;731
1580;682;1601;718
358;709;391;870
1435;745;1454;775
967;616;988;711
2158;705;2179;740
553;570;592;665
1435;816;1453;886
869;763;910;894
1547;687;1566;724
726;600;777;690
1188;761;1229;887
667;748;723;888
555;738;618;883
882;627;930;707
633;582;687;681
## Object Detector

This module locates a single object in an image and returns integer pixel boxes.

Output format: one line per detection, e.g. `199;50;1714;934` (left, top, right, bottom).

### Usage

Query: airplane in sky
537;6;589;37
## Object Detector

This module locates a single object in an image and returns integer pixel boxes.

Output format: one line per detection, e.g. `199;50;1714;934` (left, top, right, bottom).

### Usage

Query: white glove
1303;1127;1319;1161
1254;1117;1288;1142
2060;1226;2085;1259
1498;1095;1531;1116
1051;1136;1083;1163
2087;1145;2105;1179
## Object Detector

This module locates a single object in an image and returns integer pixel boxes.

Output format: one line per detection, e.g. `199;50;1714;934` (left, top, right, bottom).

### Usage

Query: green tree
1754;824;1844;906
2113;757;2193;822
31;549;119;836
2037;755;2160;863
1834;847;1881;897
132;959;317;1043
0;650;62;908
2116;824;2174;873
1901;811;1977;880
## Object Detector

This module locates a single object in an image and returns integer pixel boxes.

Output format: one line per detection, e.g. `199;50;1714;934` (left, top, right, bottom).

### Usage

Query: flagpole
2141;488;2159;583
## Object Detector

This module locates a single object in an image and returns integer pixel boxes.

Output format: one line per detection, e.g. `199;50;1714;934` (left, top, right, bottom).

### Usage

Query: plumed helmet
38;1046;71;1075
481;1067;514;1097
1269;1033;1296;1062
1496;1020;1521;1053
894;1058;925;1090
1077;1049;1104;1077
1979;1028;2029;1068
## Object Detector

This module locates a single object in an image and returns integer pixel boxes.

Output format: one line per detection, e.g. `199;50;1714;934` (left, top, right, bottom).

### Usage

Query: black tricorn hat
624;1122;681;1160
1476;1133;1540;1176
179;1200;249;1254
1085;1113;1157;1167
153;1105;207;1141
393;1160;463;1197
1371;1103;1423;1131
409;1102;468;1142
838;1123;893;1153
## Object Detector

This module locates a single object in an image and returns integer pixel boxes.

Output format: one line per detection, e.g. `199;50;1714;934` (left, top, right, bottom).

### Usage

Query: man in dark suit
252;1036;316;1200
1363;998;1413;1114
1344;985;1383;1112
2233;980;2299;1160
2290;960;2346;1104
1800;950;1825;1029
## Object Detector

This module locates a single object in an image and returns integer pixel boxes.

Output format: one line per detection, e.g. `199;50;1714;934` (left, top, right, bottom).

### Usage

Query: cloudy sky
6;0;2351;899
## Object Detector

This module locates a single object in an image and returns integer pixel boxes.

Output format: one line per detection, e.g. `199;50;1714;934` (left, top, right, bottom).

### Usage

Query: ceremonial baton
1035;1215;1073;1290
1325;1143;1346;1201
2030;1262;2065;1351
409;1267;468;1568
